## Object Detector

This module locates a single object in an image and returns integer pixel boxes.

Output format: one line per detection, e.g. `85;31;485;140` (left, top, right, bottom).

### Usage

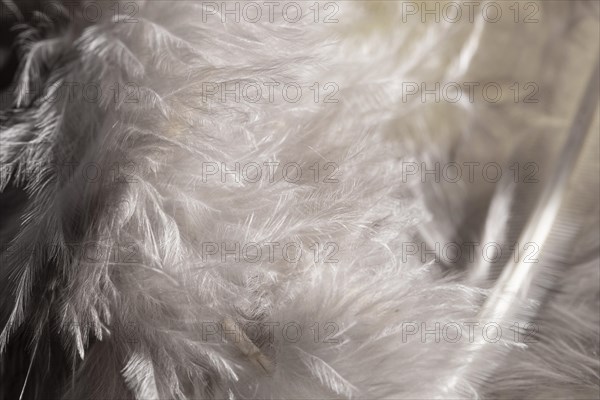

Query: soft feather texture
0;1;599;399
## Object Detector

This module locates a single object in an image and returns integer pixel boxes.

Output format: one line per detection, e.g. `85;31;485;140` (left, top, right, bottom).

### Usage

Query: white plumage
0;1;598;399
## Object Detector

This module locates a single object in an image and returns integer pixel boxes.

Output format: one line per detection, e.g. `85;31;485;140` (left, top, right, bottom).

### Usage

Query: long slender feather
445;57;600;396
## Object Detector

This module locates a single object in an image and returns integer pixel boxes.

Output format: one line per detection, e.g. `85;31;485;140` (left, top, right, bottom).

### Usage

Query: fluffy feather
0;1;598;399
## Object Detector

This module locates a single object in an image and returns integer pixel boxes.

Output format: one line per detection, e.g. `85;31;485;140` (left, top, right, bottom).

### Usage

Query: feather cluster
0;1;598;399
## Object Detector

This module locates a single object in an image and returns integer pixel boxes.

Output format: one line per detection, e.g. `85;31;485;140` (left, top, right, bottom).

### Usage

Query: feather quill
445;57;600;397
